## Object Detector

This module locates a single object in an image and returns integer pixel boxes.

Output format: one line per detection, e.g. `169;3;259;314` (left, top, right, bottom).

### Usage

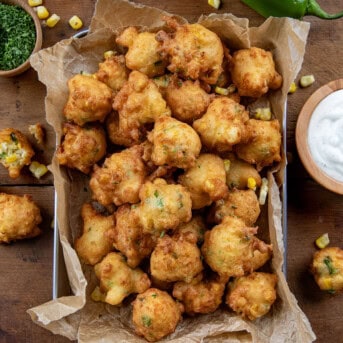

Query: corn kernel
104;50;116;59
315;233;330;249
288;82;297;94
28;0;42;7
69;15;83;30
5;155;17;163
46;14;60;28
208;0;221;9
215;86;229;96
321;277;332;290
254;107;272;121
259;177;269;205
247;177;257;191
36;6;49;19
223;159;231;173
300;75;315;88
29;161;49;179
91;286;106;302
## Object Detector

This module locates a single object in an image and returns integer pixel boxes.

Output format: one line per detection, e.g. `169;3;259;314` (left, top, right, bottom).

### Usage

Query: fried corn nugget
95;54;129;93
132;288;184;342
224;153;262;189
63;74;113;126
148;116;201;169
138;178;192;235
201;216;272;280
310;247;343;292
0;128;35;179
173;273;225;315
210;189;261;226
116;27;167;77
107;204;155;268
56;123;107;174
90;145;147;207
174;215;207;245
150;232;203;283
92;252;150;305
178;154;228;209
113;70;171;142
235;119;282;171
226;272;277;320
156;17;223;84
165;77;213;122
193;97;249;152
74;203;114;265
230;47;282;98
0;193;42;243
106;111;142;147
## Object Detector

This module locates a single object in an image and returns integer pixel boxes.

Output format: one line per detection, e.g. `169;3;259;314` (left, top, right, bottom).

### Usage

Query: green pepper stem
307;0;343;19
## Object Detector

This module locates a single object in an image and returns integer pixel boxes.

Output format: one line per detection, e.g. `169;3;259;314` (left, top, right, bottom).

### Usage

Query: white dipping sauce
308;89;343;182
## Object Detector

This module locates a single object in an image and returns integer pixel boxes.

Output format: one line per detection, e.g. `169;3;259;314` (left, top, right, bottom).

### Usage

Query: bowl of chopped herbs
0;0;42;77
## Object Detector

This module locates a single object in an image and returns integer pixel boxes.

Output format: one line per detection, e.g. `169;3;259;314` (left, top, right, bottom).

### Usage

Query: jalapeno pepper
241;0;343;20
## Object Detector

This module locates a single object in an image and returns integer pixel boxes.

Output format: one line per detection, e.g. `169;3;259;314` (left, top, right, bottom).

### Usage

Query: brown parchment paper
28;0;316;342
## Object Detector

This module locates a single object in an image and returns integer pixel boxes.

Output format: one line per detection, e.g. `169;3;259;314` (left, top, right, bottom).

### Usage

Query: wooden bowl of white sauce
296;79;343;194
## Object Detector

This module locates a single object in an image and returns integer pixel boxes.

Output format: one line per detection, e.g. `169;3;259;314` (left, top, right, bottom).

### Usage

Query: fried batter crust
0;193;41;243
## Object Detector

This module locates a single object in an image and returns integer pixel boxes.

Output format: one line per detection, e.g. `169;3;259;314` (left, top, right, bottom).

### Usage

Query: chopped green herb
151;293;157;298
231;205;238;209
327;289;336;294
141;315;152;327
10;132;18;143
323;256;337;275
0;152;6;159
87;227;92;232
160;231;165;238
0;3;36;70
154;190;159;198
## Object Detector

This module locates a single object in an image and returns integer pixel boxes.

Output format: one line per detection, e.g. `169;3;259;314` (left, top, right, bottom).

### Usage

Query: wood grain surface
0;1;342;342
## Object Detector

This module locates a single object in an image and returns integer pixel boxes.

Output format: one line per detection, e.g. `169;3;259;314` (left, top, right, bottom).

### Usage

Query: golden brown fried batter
210;189;260;226
235;119;282;171
74;203;114;265
91;252;150;306
150;232;203;283
178;154;228;209
28;123;45;145
310;247;343;292
193;97;249;153
201;216;272;280
56;123;107;174
107;204;155;268
113;70;171;143
226;272;277;320
173;273;225;315
95;54;129;93
0;193;41;243
165;77;213;122
116;27;167;77
63;74;113;126
90;145;147;207
132;288;184;342
224;153;262;190
230;47;282;98
147;116;201;169
0;128;35;179
174;215;207;245
138;178;192;235
106;111;141;147
156;17;223;84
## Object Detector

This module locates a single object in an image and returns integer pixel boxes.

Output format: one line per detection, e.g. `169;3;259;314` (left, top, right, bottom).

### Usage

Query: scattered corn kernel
247;177;257;191
29;161;49;179
215;86;229;96
315;233;330;249
259;177;269;205
223;159;231;173
288;82;297;94
28;0;42;7
254;107;272;121
36;5;49;19
208;0;221;9
46;14;60;28
300;74;315;88
69;15;83;30
104;50;116;59
321;277;332;290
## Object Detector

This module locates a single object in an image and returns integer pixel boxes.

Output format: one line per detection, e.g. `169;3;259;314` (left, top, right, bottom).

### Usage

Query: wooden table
0;0;342;342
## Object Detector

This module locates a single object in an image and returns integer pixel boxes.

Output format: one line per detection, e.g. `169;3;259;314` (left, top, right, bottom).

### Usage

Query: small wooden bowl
296;79;343;194
0;0;42;77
